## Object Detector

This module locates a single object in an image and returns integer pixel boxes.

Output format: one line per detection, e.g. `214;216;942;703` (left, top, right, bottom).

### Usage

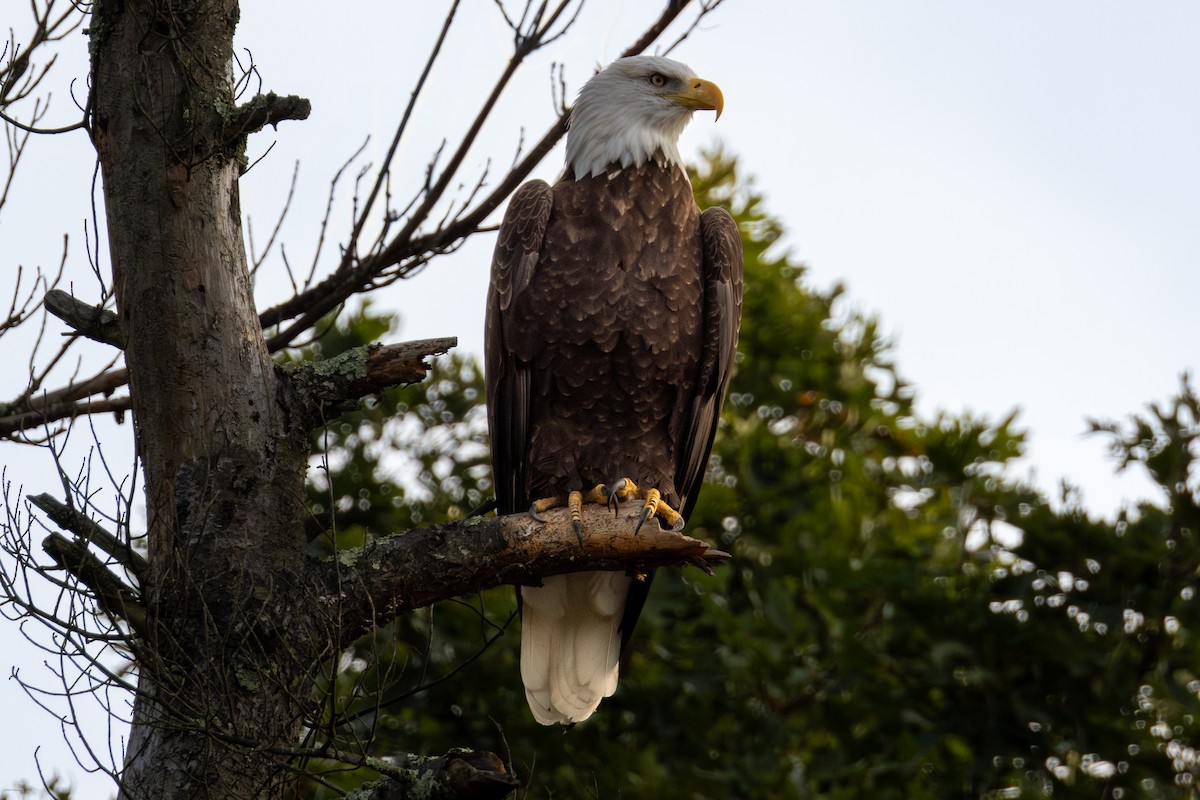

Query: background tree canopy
289;149;1200;799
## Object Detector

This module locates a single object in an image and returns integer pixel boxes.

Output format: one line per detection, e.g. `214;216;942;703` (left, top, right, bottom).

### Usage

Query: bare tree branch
42;289;124;348
27;492;147;580
258;0;708;350
249;160;300;277
0;246;64;336
41;533;146;638
286;336;458;420
222;91;311;143
0;368;129;438
326;505;729;638
0;1;85;111
336;0;462;282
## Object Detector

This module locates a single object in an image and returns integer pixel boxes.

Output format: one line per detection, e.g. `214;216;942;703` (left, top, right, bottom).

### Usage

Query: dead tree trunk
90;0;324;795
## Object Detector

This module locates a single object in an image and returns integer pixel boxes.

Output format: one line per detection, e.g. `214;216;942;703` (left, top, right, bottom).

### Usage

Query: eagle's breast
507;161;704;498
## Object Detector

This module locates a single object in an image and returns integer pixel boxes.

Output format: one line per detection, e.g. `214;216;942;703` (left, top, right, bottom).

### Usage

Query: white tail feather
520;571;631;725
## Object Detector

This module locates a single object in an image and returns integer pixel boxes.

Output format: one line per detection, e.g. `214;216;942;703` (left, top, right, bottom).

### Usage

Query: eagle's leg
593;478;686;534
635;488;685;534
528;492;587;547
568;490;584;546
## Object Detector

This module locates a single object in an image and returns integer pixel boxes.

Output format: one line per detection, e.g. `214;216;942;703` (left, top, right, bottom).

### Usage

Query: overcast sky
3;1;1199;794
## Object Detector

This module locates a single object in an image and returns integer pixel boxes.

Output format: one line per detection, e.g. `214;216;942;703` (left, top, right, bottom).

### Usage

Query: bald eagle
485;55;743;725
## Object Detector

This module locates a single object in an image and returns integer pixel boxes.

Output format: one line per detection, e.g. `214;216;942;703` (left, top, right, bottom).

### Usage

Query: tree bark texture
91;1;320;796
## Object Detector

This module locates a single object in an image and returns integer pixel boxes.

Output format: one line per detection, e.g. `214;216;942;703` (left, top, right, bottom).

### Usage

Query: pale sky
3;1;1199;795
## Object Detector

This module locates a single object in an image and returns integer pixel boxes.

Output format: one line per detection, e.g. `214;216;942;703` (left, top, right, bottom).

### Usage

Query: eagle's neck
565;96;691;180
564;150;687;184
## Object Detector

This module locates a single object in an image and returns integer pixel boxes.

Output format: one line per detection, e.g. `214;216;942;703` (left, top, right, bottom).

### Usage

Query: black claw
634;507;653;535
669;516;686;533
602;479;626;516
573;519;584;548
529;504;547;523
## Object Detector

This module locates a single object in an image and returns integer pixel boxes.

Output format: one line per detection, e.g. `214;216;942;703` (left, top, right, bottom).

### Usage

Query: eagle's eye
648;73;667;87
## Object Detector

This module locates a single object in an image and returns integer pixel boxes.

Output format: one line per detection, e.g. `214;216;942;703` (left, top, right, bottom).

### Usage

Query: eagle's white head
565;55;724;179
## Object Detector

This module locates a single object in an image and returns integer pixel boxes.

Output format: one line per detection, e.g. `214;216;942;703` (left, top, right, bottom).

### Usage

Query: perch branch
324;505;730;636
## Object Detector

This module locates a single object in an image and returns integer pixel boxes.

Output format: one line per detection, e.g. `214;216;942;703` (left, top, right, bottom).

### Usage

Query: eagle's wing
485;179;553;514
617;205;742;652
676;206;744;518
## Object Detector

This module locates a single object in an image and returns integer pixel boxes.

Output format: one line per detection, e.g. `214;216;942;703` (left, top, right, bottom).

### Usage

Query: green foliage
296;154;1200;799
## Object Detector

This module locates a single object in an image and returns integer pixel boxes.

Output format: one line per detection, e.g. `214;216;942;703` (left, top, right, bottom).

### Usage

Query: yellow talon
583;484;611;505
636;488;662;530
634;488;685;534
529;495;564;523
597;477;640;514
656;502;685;531
568;490;585;546
613;478;639;501
643;488;661;513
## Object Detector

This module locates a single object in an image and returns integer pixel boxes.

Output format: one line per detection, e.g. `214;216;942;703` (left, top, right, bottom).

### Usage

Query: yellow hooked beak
672;77;725;120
